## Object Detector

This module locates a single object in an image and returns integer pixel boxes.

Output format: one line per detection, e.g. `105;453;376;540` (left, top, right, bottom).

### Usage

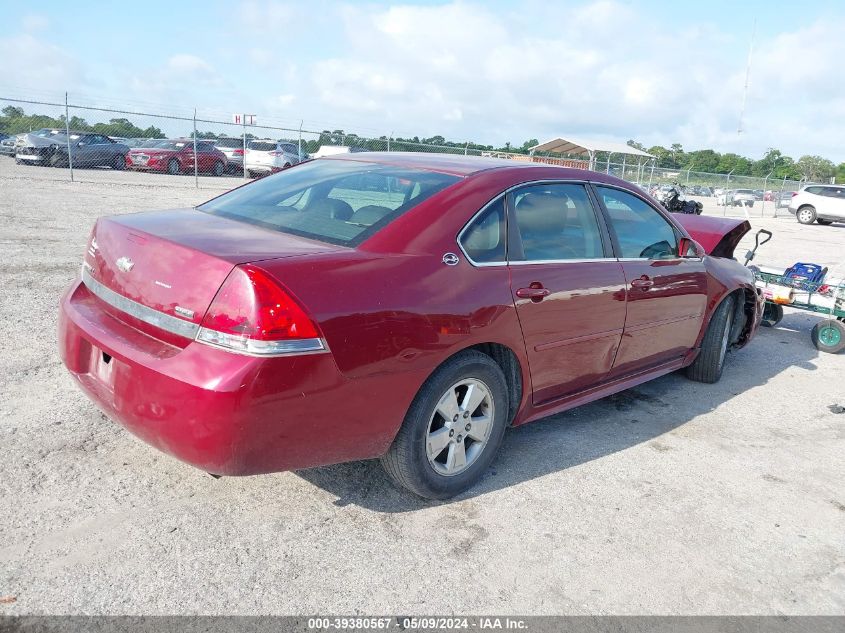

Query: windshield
199;160;460;246
151;140;189;150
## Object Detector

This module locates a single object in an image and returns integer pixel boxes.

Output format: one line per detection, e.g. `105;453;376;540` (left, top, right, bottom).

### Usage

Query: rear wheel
811;320;845;354
112;154;125;170
381;351;508;499
685;295;736;383
49;152;65;167
212;160;224;177
816;219;833;225
796;206;816;224
167;158;180;175
761;303;783;328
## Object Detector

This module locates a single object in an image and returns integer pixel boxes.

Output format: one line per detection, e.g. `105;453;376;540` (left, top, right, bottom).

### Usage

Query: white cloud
22;14;49;32
0;33;81;90
167;54;214;75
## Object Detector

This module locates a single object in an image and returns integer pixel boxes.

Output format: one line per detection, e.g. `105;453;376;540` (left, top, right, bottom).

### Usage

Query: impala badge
116;256;134;273
174;306;195;319
442;252;460;266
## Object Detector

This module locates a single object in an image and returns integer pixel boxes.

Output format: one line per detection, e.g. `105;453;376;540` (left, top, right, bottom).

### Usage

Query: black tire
811;320;845;354
112;154;125;170
816;219;833;225
380;351;509;499
796;205;816;224
761;303;783;328
685;294;736;383
283;162;291;170
212;160;224;177
49;152;65;168
167;158;180;175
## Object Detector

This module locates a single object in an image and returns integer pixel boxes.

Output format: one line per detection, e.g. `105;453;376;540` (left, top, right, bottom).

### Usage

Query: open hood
673;215;751;258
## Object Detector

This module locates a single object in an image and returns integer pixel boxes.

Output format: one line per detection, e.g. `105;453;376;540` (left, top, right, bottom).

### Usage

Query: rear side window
597;186;679;259
805;186;823;195
510;184;605;261
199;160;459;246
460;197;506;263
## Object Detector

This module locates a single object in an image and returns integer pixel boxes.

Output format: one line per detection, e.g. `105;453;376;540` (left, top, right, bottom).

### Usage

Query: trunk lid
84;208;341;339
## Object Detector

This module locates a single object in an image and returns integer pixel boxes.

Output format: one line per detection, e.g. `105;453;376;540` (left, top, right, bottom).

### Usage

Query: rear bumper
59;280;391;475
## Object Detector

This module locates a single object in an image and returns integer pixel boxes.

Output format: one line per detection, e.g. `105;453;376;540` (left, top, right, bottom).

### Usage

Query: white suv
244;140;304;177
789;185;845;225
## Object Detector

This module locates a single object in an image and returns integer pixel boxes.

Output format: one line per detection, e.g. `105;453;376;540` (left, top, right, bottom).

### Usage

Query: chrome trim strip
82;266;200;339
195;327;328;356
508;258;614;265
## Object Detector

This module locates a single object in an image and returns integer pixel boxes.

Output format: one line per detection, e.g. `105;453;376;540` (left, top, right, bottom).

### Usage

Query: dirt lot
0;160;843;615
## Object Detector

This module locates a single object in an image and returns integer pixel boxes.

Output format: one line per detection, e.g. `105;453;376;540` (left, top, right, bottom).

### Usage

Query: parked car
311;145;368;159
698;186;712;197
58;153;764;499
776;191;797;208
0;132;15;156
788;185;845;225
730;189;755;207
15;130;128;169
244;139;305;177
752;189;764;201
212;137;246;173
126;139;227;176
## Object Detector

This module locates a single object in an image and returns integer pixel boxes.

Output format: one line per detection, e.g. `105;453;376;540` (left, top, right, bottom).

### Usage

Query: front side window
460;197;506;263
199;160;459;246
597;186;679;259
510;184;605;261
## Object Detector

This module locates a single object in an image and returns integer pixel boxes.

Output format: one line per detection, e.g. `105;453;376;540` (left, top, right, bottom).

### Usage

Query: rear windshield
199;159;460;246
248;141;278;151
214;138;243;148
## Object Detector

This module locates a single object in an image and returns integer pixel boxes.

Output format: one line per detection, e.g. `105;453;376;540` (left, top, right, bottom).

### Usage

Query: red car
59;154;764;498
126;139;227;176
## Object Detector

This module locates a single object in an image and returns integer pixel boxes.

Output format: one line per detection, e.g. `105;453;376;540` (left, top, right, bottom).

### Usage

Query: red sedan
126;139;227;176
59;153;763;498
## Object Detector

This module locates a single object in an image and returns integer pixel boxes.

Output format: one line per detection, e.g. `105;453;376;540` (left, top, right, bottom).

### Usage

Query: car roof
321;151;574;177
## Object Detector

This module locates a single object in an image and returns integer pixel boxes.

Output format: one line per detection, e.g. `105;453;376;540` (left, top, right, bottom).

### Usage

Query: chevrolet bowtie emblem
116;256;134;273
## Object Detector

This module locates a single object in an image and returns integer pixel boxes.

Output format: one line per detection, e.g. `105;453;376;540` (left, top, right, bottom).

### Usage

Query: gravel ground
0;159;843;615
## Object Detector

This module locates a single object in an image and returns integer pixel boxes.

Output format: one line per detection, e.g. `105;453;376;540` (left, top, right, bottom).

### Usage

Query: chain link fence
0;94;811;211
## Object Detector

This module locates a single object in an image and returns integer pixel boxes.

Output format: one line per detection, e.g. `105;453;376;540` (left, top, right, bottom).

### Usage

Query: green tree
836;162;845;184
795;155;835;182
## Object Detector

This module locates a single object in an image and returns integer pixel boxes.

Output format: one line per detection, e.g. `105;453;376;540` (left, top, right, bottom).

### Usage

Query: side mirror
679;237;705;258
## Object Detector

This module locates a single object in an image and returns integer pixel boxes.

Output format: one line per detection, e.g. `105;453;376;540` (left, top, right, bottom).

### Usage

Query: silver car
16;130;128;169
244;139;304;177
789;185;845;225
212;137;246;173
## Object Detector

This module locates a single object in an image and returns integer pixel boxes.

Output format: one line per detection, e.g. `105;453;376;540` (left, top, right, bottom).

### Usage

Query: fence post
762;171;772;216
193;108;198;189
775;175;787;218
64;92;74;182
648;159;655;189
620;154;626;180
387;132;392;152
464;142;468;156
242;116;247;181
298;120;303;159
723;169;734;216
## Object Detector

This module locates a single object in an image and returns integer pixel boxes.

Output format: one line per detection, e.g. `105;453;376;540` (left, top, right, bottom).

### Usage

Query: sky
0;0;842;162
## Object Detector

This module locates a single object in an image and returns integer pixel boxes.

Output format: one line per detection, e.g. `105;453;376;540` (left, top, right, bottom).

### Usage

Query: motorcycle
661;184;703;215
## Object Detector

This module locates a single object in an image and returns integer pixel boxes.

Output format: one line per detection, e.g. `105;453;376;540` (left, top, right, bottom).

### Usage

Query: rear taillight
197;265;324;355
268;151;283;156
233;149;244;155
791;192;798;197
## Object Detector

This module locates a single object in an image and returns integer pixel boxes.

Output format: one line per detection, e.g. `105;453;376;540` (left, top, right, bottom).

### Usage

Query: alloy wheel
426;379;494;476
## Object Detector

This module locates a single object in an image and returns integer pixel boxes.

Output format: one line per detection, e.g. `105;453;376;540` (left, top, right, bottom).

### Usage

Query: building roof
530;137;653;158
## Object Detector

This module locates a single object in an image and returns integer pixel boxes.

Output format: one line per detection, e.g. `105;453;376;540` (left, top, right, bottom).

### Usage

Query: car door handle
516;286;551;300
630;276;654;290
